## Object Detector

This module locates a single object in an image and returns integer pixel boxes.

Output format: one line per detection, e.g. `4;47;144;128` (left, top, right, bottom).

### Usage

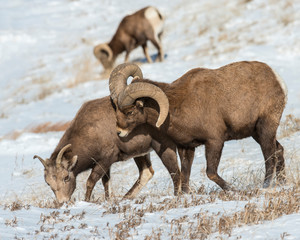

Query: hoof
263;180;271;188
223;184;236;192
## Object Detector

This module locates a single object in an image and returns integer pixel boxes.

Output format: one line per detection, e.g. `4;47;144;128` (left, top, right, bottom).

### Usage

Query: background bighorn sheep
94;6;164;69
109;61;288;191
33;96;181;205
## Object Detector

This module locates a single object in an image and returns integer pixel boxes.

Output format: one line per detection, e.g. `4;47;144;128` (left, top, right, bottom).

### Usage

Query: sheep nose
116;126;122;135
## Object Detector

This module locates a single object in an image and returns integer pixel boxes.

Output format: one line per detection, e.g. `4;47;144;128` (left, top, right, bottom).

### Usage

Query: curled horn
119;82;169;128
109;63;143;104
109;63;169;128
93;43;113;62
33;155;47;168
56;144;72;168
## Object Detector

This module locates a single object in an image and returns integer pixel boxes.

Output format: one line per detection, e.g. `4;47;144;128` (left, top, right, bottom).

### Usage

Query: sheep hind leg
151;139;182;195
275;140;286;184
205;140;233;191
258;137;277;188
253;120;278;188
123;153;154;199
148;37;164;62
160;150;182;196
102;168;111;200
142;44;153;63
178;147;195;193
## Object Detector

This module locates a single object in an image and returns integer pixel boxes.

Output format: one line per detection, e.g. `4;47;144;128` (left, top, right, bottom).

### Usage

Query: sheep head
93;43;114;69
109;63;169;137
34;144;78;204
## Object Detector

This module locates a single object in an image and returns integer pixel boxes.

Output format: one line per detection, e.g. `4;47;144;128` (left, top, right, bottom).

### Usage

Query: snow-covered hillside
0;0;299;239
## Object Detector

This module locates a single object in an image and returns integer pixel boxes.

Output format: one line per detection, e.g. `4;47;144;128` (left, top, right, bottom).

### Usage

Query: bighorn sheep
109;61;288;191
93;6;164;69
33;97;181;204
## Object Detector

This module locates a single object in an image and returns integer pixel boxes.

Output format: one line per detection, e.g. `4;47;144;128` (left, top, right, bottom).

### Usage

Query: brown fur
114;61;287;191
35;96;181;204
94;6;164;69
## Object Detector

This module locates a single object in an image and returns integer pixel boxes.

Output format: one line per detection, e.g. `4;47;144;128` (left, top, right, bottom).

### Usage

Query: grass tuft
279;114;300;138
2;121;70;140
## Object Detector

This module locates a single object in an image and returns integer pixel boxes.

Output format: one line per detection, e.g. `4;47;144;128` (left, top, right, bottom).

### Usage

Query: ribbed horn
56;144;72;168
93;43;113;62
34;155;47;168
109;63;143;102
118;82;169;128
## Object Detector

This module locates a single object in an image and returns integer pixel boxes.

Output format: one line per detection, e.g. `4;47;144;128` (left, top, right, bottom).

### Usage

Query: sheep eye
126;111;134;116
64;176;70;182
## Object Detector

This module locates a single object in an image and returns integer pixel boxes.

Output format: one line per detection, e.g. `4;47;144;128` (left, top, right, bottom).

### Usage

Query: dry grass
15;74;56;103
0;112;8;119
1;162;299;239
29;121;70;134
279;114;300;138
2;121;70;140
103;187;299;240
4;201;30;211
66;55;99;88
3;53;103;110
177;0;297;63
35;83;59;101
103;146;300;239
5;217;18;227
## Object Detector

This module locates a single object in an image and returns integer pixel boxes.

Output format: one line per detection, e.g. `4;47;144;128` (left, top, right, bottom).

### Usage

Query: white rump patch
271;68;288;104
144;7;164;42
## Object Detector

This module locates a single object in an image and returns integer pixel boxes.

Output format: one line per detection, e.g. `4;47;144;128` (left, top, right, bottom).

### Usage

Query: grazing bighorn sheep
109;61;288;191
94;6;164;69
33;97;181;204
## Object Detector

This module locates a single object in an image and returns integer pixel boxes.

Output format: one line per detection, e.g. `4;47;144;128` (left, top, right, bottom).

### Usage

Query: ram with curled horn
109;61;288;192
94;6;164;70
34;94;182;205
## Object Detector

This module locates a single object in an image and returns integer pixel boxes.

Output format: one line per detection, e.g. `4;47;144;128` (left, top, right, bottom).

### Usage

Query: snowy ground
0;0;299;239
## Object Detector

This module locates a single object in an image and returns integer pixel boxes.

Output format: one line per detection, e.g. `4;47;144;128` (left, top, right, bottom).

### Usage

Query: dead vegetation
99;146;300;239
170;0;298;64
29;121;71;134
279;114;300;138
66;55;98;88
1;167;299;239
5;217;18;227
1;121;70;141
104;187;299;240
4;201;30;211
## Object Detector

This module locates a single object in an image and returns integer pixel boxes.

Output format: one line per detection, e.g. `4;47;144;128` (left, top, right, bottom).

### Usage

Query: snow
228;213;300;240
0;0;299;239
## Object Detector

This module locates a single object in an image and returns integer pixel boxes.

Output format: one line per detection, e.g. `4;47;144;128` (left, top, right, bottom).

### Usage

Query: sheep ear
68;155;78;171
100;49;109;57
136;100;144;108
112;98;119;110
132;76;140;82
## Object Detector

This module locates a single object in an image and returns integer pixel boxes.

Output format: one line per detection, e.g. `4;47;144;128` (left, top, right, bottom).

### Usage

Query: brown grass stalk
2;121;70;141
